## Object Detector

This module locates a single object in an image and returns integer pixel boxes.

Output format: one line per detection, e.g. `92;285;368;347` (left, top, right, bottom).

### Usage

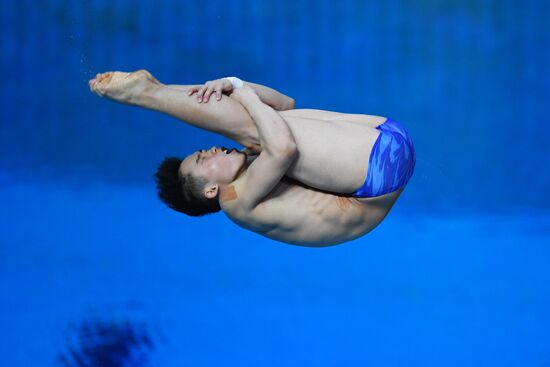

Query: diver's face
179;146;246;187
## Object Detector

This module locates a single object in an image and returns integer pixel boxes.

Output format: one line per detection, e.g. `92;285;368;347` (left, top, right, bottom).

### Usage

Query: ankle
132;82;164;107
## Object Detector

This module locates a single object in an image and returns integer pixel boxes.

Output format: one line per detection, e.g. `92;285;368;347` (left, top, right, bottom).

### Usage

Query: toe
95;84;105;96
102;73;113;84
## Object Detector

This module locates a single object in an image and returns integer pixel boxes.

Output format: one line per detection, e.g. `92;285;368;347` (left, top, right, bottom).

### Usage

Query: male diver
89;70;415;247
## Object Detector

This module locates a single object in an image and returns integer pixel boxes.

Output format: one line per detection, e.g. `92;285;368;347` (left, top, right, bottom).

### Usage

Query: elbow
268;140;297;159
278;97;295;111
281;141;298;158
285;97;296;110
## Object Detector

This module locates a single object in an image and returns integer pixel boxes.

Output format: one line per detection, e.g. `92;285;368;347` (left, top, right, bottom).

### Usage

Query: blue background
1;1;549;366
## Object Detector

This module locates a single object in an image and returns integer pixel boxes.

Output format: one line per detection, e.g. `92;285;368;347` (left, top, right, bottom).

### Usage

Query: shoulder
218;180;260;221
219;183;277;233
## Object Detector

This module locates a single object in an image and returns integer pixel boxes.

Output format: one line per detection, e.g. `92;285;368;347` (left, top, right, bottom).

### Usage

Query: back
220;176;404;247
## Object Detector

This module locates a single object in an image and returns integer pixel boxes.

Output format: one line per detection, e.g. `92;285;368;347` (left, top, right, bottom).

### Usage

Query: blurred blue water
2;183;549;366
1;1;549;366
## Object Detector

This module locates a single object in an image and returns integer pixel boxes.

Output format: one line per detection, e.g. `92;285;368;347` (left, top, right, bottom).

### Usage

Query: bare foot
88;69;160;105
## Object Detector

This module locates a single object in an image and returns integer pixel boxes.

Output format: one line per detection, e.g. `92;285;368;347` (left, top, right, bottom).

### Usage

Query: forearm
237;95;296;155
244;81;295;111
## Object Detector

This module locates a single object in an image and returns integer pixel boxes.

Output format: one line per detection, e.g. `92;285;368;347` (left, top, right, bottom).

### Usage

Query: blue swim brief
352;118;416;198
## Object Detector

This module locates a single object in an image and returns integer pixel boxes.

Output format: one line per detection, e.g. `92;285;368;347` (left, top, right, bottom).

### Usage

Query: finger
197;84;209;102
215;87;222;101
203;86;215;103
188;87;198;96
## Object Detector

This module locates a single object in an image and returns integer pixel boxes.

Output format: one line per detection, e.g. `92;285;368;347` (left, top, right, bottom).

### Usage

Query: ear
204;184;219;199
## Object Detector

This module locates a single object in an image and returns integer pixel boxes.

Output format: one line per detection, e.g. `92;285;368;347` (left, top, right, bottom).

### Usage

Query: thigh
281;116;382;194
280;109;387;128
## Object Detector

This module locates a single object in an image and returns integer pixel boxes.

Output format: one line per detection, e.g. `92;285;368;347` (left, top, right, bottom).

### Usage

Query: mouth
220;146;237;155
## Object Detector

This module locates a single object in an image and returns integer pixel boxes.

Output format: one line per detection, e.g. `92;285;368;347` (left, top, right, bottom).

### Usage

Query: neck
218;153;254;195
235;152;255;180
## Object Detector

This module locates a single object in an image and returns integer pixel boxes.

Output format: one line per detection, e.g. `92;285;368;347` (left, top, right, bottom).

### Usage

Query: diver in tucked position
89;70;415;247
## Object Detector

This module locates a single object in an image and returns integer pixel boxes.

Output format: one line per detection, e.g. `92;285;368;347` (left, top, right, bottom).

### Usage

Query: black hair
154;157;221;217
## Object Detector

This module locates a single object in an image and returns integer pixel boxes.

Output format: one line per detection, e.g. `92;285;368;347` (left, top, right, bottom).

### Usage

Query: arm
243;81;295;111
230;86;298;209
187;78;295;111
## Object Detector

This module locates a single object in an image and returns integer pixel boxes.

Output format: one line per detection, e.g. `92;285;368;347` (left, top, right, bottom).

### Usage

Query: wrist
223;76;244;89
